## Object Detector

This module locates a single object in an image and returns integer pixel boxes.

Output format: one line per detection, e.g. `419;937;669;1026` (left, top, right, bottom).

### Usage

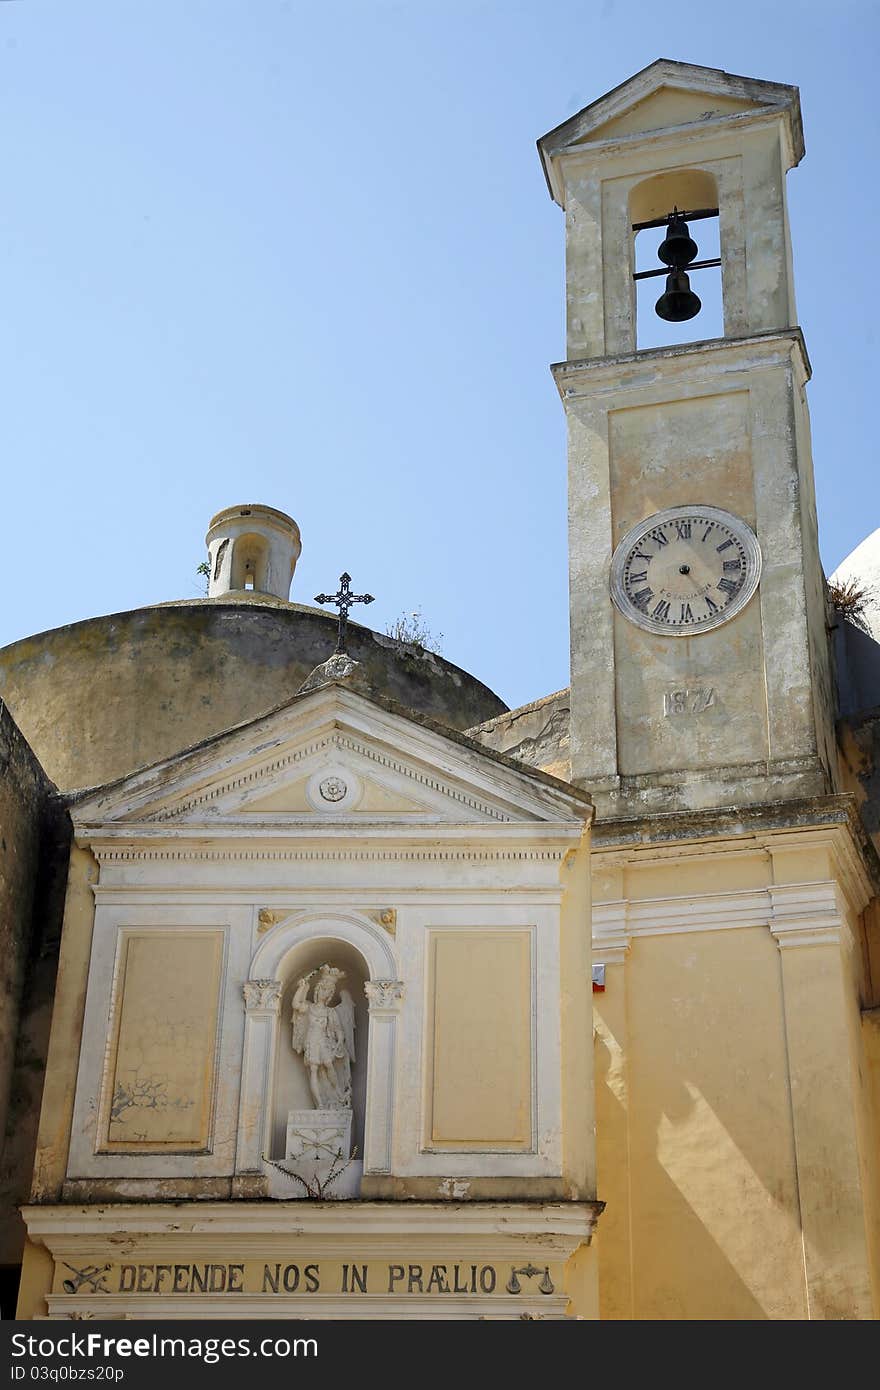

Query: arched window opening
230;532;269;592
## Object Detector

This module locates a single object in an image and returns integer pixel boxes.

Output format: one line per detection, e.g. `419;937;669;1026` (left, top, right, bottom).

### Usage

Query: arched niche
269;937;370;1162
237;912;401;1185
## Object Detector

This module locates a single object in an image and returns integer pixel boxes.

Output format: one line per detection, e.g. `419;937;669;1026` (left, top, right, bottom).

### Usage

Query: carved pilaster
243;978;282;1014
362;980;404;1175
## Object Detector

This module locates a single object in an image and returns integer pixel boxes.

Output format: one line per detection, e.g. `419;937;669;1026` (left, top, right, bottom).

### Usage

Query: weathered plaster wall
468;689;571;780
0;598;507;793
0;701;70;1285
792;382;839;791
557;334;833;815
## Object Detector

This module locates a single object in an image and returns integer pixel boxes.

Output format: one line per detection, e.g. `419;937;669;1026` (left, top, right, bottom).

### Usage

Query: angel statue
290;964;356;1110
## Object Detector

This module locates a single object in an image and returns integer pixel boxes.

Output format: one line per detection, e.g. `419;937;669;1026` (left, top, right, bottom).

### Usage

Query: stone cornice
543;108;799;203
593;796;851;849
22;1200;602;1251
89;845;571;867
552;328;811;397
593;879;856;956
591;793;878;899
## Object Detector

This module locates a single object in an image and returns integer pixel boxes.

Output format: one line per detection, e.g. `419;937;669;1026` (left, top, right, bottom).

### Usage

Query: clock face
610;505;762;636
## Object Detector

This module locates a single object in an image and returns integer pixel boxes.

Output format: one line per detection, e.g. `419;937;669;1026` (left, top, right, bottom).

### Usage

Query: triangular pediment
586;85;756;143
70;683;590;832
538;60;803;202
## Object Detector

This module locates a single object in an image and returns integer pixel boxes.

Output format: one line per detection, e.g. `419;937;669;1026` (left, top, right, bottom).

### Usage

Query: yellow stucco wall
593;834;879;1320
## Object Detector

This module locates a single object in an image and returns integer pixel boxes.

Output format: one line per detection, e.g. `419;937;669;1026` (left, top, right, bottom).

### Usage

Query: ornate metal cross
314;572;375;654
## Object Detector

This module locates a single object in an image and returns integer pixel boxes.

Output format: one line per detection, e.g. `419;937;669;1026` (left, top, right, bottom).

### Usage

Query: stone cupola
205;504;302;600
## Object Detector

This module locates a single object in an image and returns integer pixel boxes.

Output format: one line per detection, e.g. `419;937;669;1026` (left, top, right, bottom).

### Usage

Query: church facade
2;61;879;1321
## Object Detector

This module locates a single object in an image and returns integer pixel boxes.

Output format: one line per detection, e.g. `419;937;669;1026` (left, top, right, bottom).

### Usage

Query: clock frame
609;505;762;636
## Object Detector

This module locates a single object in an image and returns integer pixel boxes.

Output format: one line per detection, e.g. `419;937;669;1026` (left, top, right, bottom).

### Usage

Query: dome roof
830;528;880;642
0;594;507;792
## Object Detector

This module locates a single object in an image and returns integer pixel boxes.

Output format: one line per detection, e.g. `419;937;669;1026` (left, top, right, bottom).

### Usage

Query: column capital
364;979;405;1012
592;900;631;965
768;882;848;951
243;978;282;1014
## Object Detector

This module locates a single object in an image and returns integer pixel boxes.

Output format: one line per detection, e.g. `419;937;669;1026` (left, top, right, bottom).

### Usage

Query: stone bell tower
538;60;837;816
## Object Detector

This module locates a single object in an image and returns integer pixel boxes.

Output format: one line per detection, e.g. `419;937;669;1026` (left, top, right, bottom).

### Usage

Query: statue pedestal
271;1108;361;1199
286;1108;353;1165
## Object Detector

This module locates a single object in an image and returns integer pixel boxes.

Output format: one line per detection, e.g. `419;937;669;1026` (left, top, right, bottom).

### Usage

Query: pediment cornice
70;684;591;835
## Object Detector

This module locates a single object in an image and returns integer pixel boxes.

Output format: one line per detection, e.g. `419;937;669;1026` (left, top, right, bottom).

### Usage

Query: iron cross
314;572;375;654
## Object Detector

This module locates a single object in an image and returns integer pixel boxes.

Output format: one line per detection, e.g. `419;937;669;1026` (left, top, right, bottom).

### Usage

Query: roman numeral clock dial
610;506;762;635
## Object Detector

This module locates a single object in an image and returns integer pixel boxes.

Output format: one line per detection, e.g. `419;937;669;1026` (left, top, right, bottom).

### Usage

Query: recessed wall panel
101;930;224;1151
425;930;533;1150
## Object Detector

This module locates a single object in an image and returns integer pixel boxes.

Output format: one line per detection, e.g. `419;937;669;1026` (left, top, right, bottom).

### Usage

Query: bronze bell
657;211;698;268
655;269;702;322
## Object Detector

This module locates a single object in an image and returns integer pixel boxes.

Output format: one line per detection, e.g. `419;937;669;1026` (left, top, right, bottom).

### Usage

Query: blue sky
1;0;877;709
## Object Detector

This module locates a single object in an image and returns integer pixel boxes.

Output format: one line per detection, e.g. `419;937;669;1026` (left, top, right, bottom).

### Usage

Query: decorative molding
758;827;875;923
248;912;398;996
592;798;879;901
46;1293;569;1320
768;882;848;951
306;766;362;814
92;846;568;866
242;979;282;1014
591;900;631;964
23;1199;601;1245
364;979;405;1012
150;733;512;825
593;881;851;953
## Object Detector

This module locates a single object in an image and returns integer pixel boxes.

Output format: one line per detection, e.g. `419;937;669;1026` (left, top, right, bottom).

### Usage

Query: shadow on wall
593;926;814;1320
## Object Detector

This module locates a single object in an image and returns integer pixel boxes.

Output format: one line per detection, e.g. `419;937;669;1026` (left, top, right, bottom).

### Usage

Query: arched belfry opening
630;169;723;349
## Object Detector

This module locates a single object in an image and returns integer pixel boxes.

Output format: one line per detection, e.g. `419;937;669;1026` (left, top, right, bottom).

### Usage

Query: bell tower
538;60;837;815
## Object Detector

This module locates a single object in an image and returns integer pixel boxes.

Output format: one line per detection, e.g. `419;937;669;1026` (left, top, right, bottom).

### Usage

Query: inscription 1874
663;687;716;716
